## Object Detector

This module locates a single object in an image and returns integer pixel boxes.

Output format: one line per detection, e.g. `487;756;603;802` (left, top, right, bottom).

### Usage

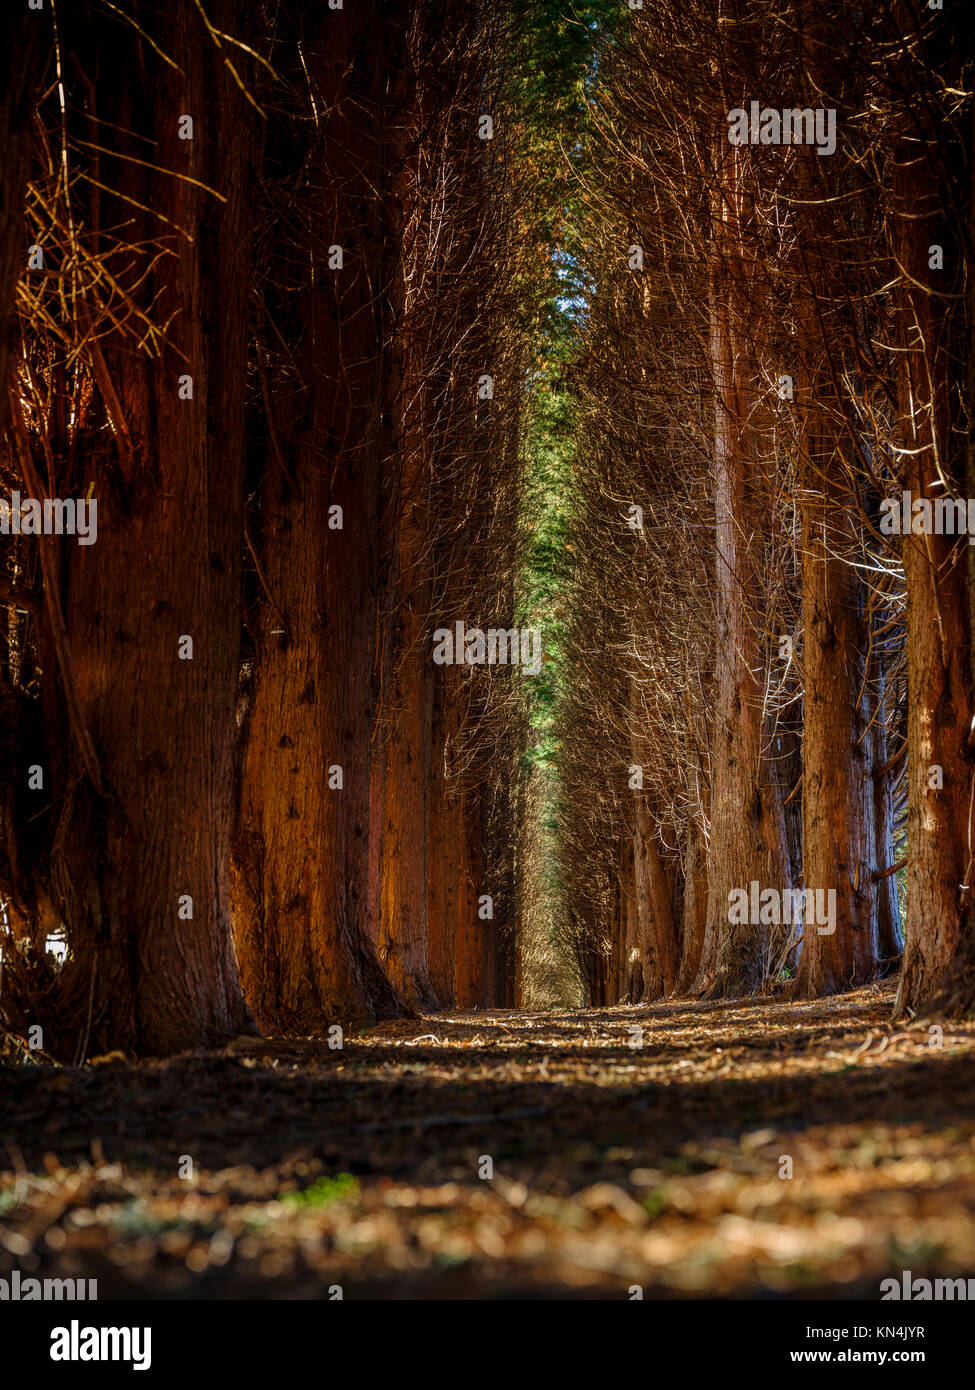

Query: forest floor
3;979;975;1299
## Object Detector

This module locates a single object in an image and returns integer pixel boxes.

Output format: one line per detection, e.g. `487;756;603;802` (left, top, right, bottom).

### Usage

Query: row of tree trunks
234;0;510;1031
546;0;972;1020
0;0;515;1057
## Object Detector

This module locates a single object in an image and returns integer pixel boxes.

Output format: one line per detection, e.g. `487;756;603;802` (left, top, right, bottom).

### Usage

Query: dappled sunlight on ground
3;981;975;1297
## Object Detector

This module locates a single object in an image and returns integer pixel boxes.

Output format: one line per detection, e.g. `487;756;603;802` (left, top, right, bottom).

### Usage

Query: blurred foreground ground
3;980;975;1298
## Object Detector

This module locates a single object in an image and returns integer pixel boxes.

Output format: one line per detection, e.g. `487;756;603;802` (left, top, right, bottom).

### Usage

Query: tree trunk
0;12;39;436
231;1;403;1034
695;138;791;997
869;638;903;965
12;1;260;1057
894;123;973;1017
794;406;879;992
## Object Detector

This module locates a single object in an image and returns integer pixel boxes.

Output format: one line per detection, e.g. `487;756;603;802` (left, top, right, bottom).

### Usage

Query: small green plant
280;1173;359;1209
642;1187;668;1219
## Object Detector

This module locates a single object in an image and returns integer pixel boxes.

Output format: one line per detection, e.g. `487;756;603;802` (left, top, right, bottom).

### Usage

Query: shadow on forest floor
3;979;975;1298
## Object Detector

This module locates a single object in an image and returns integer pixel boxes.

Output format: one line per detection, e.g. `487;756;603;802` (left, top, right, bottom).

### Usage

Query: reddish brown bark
4;1;261;1056
893;132;973;1017
0;12;39;437
622;837;643;1002
633;805;680;1000
371;489;439;1009
795;472;880;996
695;137;793;997
428;664;489;1006
231;2;403;1033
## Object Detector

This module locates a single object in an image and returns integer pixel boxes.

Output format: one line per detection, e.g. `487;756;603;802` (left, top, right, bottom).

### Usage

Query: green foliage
508;2;613;1006
518;379;575;767
279;1173;359;1210
507;1;621;351
642;1187;669;1220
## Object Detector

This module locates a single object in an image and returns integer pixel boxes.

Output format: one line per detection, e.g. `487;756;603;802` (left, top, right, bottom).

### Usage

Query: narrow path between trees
4;981;975;1297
